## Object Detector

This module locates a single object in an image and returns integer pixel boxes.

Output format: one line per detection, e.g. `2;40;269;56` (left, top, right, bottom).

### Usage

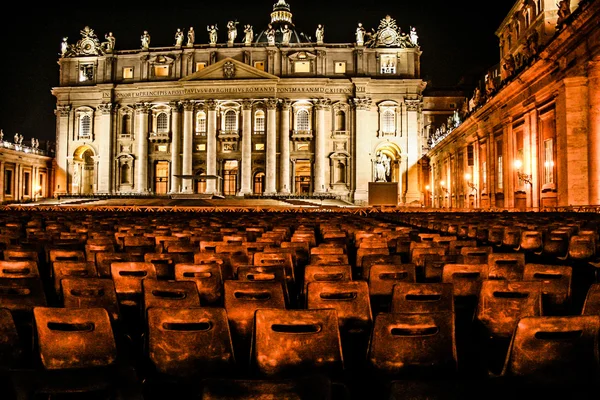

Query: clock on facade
379;28;397;46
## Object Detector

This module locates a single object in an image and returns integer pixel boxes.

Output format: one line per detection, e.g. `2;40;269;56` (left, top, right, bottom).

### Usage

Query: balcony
149;132;171;143
218;130;240;141
291;130;313;141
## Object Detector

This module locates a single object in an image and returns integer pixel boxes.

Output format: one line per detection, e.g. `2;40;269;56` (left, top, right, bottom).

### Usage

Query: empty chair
144;252;185;280
448;240;477;257
194;253;232;280
582;283;600;315
252;308;344;378
361;254;403;281
309;253;350;267
368;312;457;378
523;264;572;315
460;246;493;265
61;277;121;323
500;315;600;389
253;252;295;285
368;264;416;314
95;251;142;278
52;261;98;298
175;263;223;306
303;265;353;297
123;235;156;256
142;279;201;317
3;249;39;263
0;260;40;279
542;230;570;259
488;253;526;281
442;264;489;299
518;230;544;253
145;307;235;397
110;262;158;309
568;233;596;261
391;282;454;314
85;241;116;266
423;254;459;282
48;249;86;267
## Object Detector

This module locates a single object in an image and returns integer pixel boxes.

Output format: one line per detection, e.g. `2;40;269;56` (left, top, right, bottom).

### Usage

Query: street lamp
440;180;449;194
513;159;532;185
464;173;477;191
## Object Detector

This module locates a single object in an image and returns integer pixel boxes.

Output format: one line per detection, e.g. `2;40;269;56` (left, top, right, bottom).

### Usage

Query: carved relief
223;61;236;79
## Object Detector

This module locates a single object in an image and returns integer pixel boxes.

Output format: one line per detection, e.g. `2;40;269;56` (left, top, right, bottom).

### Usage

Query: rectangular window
79;63;94;82
255;143;265;151
467;145;474;166
123;67;134;79
334;62;346;74
196;144;206;152
254;61;265;71
543;139;554;184
497;140;503;190
154;65;169;77
196;62;206;71
482;161;487;187
24;172;30;196
155;144;168;152
4;170;13;195
294;61;311;73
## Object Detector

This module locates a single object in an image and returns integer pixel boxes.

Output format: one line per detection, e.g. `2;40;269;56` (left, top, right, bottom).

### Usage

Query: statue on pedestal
281;24;292;45
244;25;253;46
141;31;151;50
174;28;184;47
227;20;239;45
265;24;276;46
208;25;218;45
104;32;115;52
316;24;324;44
409;26;419;46
355;23;366;46
375;152;390;182
187;27;195;47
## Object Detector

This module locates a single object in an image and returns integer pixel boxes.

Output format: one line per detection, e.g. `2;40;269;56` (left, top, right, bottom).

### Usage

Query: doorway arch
72;145;96;195
373;142;402;184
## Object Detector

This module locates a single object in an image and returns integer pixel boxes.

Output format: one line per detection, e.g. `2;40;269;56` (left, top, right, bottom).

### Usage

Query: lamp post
464;173;477;208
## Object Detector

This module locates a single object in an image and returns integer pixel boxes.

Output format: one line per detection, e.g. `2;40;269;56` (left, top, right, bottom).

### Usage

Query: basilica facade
52;1;438;205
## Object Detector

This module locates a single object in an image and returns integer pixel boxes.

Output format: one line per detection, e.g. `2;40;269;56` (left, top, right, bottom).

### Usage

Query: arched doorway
72;145;96;195
373;143;402;184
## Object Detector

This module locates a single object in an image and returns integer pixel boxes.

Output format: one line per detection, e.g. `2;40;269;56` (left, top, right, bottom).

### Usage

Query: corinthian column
169;101;182;193
588;58;600;205
404;99;421;203
352;97;373;203
239;100;253;196
265;98;278;195
182;101;194;193
54;105;71;195
314;98;331;194
206;100;218;194
97;103;114;193
279;99;292;194
135;102;150;193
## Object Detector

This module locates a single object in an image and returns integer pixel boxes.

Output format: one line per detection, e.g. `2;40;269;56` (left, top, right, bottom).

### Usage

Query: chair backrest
368;264;417;297
142;279;201;315
309;253;349;267
252;308;343;378
476;280;543;339
0;307;24;369
448;240;478;256
144;252;185;280
147;307;235;378
175;263;223;306
368;312;457;377
95;251;142;278
501;315;600;385
488;253;526;280
0;260;40;279
3;249;39;263
253;252;294;284
411;247;446;268
61;277;120;323
442;264;489;298
523;264;572;313
303;265;352;297
33;307;117;370
356;247;389;269
110;262;158;299
0;277;47;314
460;246;493;265
306;281;372;334
52;261;98;297
361;254;403;280
391;282;455;314
582;283;600;315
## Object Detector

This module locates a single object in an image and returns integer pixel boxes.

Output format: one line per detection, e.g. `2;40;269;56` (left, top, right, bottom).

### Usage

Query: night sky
0;0;515;143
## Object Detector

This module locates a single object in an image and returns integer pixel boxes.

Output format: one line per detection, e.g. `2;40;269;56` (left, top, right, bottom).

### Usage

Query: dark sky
0;0;515;143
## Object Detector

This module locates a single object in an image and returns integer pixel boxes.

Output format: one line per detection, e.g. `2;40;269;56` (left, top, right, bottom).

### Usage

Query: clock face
81;38;95;54
380;28;397;45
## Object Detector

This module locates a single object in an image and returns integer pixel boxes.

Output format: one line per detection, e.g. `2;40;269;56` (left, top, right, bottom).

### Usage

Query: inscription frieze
115;86;353;99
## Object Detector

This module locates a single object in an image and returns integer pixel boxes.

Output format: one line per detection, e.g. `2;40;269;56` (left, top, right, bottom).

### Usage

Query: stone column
588;59;600;205
473;138;481;208
279;99;292;194
314;98;330;194
54;105;71;195
265;98;278;195
239;100;253;196
528;109;539;208
405;99;421;203
352;97;373;204
182;101;194;193
135;102;150;193
503;120;513;208
169;101;182;193
206;100;218;195
97;103;113;193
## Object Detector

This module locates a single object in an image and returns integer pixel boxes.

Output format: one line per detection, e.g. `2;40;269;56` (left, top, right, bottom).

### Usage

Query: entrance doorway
73;145;96;195
155;161;169;194
294;160;312;194
223;160;239;196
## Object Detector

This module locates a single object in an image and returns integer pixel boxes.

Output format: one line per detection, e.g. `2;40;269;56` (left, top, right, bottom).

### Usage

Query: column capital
55;105;72;117
266;98;279;110
242;99;253;110
206;99;218;111
182;100;195;112
352;97;372;111
279;98;292;110
97;103;114;115
405;99;422;112
134;102;152;113
313;98;331;110
169;101;182;112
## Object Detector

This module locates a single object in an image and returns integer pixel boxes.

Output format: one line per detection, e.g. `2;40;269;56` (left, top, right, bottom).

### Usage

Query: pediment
180;57;279;81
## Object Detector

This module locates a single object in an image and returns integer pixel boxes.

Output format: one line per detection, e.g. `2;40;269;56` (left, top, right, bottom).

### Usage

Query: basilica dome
254;0;312;45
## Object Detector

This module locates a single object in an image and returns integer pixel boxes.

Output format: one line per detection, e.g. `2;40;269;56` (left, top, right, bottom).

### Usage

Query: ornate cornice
55;105;72;117
352;97;372;111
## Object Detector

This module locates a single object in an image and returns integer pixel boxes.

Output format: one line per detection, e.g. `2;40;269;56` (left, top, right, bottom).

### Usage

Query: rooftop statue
244;25;254;46
208;24;218;45
187;27;195;47
409;27;419;46
174;28;184;47
316;24;324;44
227;20;239;45
141;30;151;50
103;32;115;53
556;0;571;29
60;37;70;57
62;26;105;57
281;24;292;45
265;24;276;46
355;23;366;46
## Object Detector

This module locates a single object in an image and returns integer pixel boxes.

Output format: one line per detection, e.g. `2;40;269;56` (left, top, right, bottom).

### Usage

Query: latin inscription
115;86;353;98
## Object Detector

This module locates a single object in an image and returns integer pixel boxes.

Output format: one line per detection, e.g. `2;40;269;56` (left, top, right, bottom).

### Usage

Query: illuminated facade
426;0;599;209
52;1;440;205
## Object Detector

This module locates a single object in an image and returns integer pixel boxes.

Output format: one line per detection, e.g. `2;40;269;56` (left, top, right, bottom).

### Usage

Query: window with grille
157;113;168;133
80;115;91;138
296;109;310;131
543;139;554;184
196;111;206;135
254;110;265;134
382;110;395;134
224;110;237;131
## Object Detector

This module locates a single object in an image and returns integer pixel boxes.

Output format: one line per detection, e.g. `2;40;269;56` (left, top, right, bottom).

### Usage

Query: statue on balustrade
174;28;184;47
244;25;254;46
355;23;366;46
227;20;239;44
141;31;151;49
187;27;195;47
208;25;218;45
315;24;324;44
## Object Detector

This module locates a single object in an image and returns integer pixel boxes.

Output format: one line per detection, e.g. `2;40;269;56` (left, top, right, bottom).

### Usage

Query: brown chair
252;308;344;378
174;263;223;306
61;277;121;323
582;283;600;315
95;251;142;278
110;262;158;308
144;252;184;280
303;265;353;299
488;253;526;281
52;261;98;298
142;279;201;317
390;282;454;314
523;264;572;315
442;264;489;298
0;260;40;279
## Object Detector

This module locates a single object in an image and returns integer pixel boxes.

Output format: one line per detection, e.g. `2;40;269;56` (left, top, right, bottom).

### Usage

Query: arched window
157;112;169;133
254;110;265;134
196;111;206;134
224;110;237;131
253;172;265;194
382;110;395;134
296;109;310;131
335;110;346;131
80;115;91;137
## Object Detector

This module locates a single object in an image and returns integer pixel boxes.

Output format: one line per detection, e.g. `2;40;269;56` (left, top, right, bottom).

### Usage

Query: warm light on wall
513;159;532;185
